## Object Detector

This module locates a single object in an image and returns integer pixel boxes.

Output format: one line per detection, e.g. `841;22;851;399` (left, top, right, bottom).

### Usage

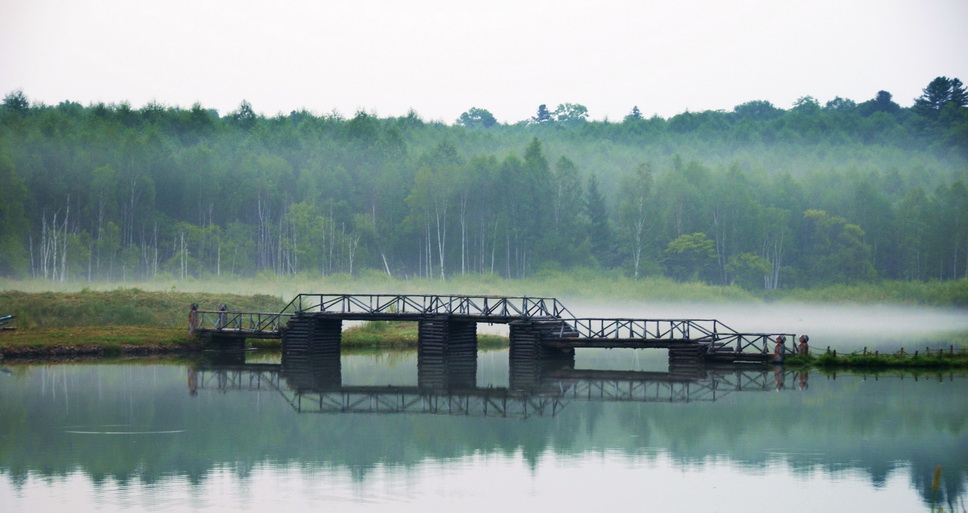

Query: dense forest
1;77;966;289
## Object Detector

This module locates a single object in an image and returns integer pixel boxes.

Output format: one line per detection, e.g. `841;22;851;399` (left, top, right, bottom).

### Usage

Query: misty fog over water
556;300;968;352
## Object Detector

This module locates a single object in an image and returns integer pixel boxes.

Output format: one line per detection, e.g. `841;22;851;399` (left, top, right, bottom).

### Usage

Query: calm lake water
1;344;965;513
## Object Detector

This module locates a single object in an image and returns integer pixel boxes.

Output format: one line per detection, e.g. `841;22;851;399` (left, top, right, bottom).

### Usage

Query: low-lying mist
562;300;968;352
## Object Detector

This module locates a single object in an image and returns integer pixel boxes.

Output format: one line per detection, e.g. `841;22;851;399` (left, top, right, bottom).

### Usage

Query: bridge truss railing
282;389;565;419
552;378;724;403
711;333;800;355
189;367;282;393
194;311;293;333
189;367;801;415
281;293;573;320
556;318;737;341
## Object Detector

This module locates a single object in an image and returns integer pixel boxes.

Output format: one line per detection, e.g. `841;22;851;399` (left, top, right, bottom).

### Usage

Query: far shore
2;274;967;307
2;287;966;367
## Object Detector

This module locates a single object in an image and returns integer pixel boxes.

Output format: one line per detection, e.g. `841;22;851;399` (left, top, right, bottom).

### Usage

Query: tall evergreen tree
585;173;613;267
0;155;29;276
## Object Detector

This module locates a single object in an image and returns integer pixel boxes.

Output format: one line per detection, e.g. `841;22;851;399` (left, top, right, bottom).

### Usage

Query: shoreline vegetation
0;288;514;358
1;285;966;367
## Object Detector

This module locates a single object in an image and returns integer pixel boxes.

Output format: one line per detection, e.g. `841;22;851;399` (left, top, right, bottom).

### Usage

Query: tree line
0;76;966;289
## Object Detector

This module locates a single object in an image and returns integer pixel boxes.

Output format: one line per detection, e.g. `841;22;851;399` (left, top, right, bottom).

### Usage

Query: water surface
0;348;964;512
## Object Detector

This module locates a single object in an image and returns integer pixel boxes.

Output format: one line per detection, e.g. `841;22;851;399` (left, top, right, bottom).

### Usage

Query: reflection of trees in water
0;361;965;505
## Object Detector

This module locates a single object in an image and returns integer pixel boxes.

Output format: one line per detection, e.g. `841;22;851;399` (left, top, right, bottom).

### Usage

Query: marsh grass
0;326;199;358
0;289;286;329
787;349;968;370
770;278;968;306
341;320;507;349
3;273;966;305
1;273;758;304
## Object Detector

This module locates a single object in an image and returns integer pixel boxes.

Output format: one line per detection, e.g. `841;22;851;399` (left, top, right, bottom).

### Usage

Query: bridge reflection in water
190;351;806;419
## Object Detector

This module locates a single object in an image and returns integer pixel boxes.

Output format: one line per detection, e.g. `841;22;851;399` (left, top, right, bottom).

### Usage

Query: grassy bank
339;320;507;349
0;290;508;356
0;327;199;357
0;289;286;329
786;350;968;370
771;278;968;306
0;289;279;357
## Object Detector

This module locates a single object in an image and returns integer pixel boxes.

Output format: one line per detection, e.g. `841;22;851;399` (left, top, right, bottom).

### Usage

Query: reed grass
3;273;966;306
786;348;968;370
341;320;507;349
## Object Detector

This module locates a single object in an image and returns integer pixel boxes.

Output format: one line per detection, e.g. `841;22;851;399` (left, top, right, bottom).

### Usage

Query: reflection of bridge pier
190;349;806;418
417;352;477;390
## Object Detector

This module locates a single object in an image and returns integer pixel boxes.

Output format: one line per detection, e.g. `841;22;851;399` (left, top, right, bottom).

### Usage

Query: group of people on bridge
188;303;227;333
774;334;810;363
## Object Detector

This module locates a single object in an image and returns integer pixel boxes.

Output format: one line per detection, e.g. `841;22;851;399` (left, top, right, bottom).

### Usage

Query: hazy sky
2;0;966;123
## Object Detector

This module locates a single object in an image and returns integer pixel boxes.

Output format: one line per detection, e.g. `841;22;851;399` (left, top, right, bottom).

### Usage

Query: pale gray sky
2;0;966;123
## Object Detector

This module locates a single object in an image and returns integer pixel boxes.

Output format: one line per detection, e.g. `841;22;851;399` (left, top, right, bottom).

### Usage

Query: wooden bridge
191;293;799;364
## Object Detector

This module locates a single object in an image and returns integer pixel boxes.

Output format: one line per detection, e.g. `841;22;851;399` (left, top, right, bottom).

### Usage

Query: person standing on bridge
773;335;786;363
216;303;227;330
798;334;810;356
188;303;199;333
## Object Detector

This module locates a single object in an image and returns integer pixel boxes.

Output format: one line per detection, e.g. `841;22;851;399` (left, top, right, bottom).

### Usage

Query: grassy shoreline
0;327;201;358
0;323;508;358
0;288;510;358
785;351;968;370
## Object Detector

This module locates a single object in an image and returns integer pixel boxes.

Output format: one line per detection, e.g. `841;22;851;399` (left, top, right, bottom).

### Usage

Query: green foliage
726;253;770;289
0;289;285;328
800;349;968;369
796;210;876;285
1;90;29;114
664;233;718;282
0;155;29;277
456;107;497;129
1;77;967;292
552;103;588;126
914;76;968;117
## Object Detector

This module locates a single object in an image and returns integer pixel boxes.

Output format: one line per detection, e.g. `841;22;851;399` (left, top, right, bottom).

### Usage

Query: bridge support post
508;320;542;359
509;320;575;360
417;316;477;359
668;343;706;366
282;316;342;363
417;317;478;389
202;332;246;351
509;320;575;389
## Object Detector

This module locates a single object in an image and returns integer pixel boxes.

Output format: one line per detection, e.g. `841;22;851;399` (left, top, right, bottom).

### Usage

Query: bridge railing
281;293;573;320
194;311;293;333
557;318;738;341
711;333;799;355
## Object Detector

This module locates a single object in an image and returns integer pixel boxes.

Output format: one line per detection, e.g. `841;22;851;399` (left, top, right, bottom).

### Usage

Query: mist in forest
2;80;967;291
